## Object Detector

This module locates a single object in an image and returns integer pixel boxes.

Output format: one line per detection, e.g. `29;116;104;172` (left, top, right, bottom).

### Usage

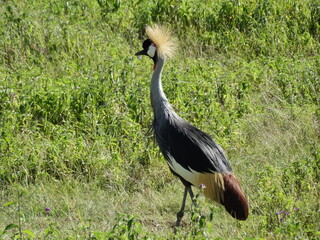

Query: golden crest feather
146;24;176;59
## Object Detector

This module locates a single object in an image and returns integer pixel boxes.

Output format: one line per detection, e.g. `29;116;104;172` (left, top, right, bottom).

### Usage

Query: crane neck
150;57;172;120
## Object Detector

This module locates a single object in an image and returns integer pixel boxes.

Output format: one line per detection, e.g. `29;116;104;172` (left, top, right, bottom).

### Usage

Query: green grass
1;0;320;239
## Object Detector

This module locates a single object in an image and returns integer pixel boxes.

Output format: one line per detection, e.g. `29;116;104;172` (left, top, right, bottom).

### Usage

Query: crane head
135;39;158;65
135;24;176;68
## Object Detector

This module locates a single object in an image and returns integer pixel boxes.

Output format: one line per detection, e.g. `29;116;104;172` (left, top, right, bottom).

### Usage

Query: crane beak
135;49;148;57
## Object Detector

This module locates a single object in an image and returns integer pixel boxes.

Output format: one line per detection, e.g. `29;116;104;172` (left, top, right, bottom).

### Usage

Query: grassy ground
1;0;320;239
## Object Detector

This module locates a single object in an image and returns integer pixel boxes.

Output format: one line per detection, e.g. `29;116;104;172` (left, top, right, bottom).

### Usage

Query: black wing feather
154;116;232;174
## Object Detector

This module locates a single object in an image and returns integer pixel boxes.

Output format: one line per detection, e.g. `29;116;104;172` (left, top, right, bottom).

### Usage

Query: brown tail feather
222;173;249;220
195;172;249;220
196;172;225;204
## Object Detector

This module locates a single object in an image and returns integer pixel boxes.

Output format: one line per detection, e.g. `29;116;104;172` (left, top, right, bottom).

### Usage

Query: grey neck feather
150;57;175;122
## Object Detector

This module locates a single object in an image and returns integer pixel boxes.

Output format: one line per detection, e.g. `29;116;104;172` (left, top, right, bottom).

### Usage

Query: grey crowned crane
135;24;249;228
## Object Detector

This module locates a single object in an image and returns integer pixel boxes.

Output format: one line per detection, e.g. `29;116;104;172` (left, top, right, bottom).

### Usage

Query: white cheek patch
147;45;156;58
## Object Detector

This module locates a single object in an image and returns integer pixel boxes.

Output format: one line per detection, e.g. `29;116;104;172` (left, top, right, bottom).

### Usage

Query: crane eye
147;45;156;58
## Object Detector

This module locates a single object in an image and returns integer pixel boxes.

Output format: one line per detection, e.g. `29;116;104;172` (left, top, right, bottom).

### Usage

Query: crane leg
174;186;188;230
187;187;196;205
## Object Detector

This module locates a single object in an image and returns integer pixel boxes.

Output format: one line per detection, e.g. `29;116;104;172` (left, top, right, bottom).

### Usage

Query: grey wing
154;118;232;174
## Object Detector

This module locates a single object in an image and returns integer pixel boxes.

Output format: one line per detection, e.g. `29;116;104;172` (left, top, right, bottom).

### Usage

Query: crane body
135;24;249;228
